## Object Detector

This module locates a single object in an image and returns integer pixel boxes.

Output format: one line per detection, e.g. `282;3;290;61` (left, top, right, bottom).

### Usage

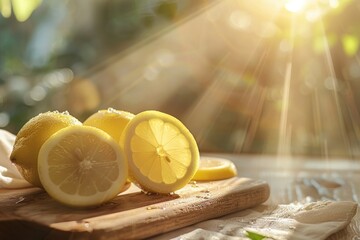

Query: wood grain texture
0;177;269;240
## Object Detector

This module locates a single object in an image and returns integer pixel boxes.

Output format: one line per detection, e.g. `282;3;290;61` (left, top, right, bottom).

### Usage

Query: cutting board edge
85;179;271;239
0;178;271;240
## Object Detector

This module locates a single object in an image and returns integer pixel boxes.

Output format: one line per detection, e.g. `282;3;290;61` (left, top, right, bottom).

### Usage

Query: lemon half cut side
38;125;128;208
121;110;200;194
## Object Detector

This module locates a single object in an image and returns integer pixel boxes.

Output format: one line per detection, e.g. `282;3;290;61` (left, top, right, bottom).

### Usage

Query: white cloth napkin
0;129;32;188
152;201;358;240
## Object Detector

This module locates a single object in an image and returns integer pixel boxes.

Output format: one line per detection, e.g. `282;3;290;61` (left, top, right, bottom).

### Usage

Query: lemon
10;111;81;187
38;125;128;208
120;110;200;194
84;108;135;142
192;157;237;181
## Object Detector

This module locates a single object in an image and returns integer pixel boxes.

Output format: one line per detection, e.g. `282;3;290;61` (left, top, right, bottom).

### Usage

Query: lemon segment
10;111;81;187
38;125;128;208
192;157;237;181
121;110;199;194
84;108;134;142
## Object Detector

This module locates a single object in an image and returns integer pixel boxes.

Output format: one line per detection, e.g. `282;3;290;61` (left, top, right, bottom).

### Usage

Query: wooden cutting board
0;177;269;240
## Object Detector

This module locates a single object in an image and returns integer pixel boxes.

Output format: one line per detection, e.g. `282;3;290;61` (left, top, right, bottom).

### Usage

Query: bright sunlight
284;0;310;13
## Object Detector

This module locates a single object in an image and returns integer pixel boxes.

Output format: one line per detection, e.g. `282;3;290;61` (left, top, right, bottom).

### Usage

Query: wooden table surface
191;153;360;240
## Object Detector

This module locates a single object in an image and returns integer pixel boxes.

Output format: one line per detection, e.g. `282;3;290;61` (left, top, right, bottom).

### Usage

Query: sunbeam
318;12;353;157
275;8;296;156
278;62;293;155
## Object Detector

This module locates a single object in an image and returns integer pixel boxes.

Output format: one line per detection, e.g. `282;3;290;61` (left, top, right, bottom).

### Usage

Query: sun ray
183;52;232;146
277;11;297;156
277;61;293;155
312;88;324;156
240;86;267;153
318;14;353;157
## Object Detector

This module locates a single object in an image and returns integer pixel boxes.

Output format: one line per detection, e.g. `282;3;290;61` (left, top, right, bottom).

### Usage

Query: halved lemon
192;157;237;181
38;125;128;208
121;110;199;194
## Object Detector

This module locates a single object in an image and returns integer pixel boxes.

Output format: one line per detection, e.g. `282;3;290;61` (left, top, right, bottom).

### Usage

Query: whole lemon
10;111;81;187
84;108;134;142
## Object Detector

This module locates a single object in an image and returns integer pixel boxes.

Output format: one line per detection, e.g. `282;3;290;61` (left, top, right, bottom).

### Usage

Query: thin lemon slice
192;157;237;181
38;125;128;208
121;110;199;194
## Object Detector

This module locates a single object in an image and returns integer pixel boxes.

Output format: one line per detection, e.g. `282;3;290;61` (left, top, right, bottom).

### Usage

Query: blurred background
1;0;360;158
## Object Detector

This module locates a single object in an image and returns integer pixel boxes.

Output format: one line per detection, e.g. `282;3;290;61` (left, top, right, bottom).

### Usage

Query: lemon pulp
121;110;199;194
38;125;128;207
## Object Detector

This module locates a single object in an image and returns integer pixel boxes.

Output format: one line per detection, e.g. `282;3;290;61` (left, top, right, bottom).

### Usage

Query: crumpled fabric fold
152;201;358;240
0;129;32;188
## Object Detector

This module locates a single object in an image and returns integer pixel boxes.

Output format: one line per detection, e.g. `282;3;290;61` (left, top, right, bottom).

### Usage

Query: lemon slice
192;157;237;181
121;110;199;194
38;125;128;208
